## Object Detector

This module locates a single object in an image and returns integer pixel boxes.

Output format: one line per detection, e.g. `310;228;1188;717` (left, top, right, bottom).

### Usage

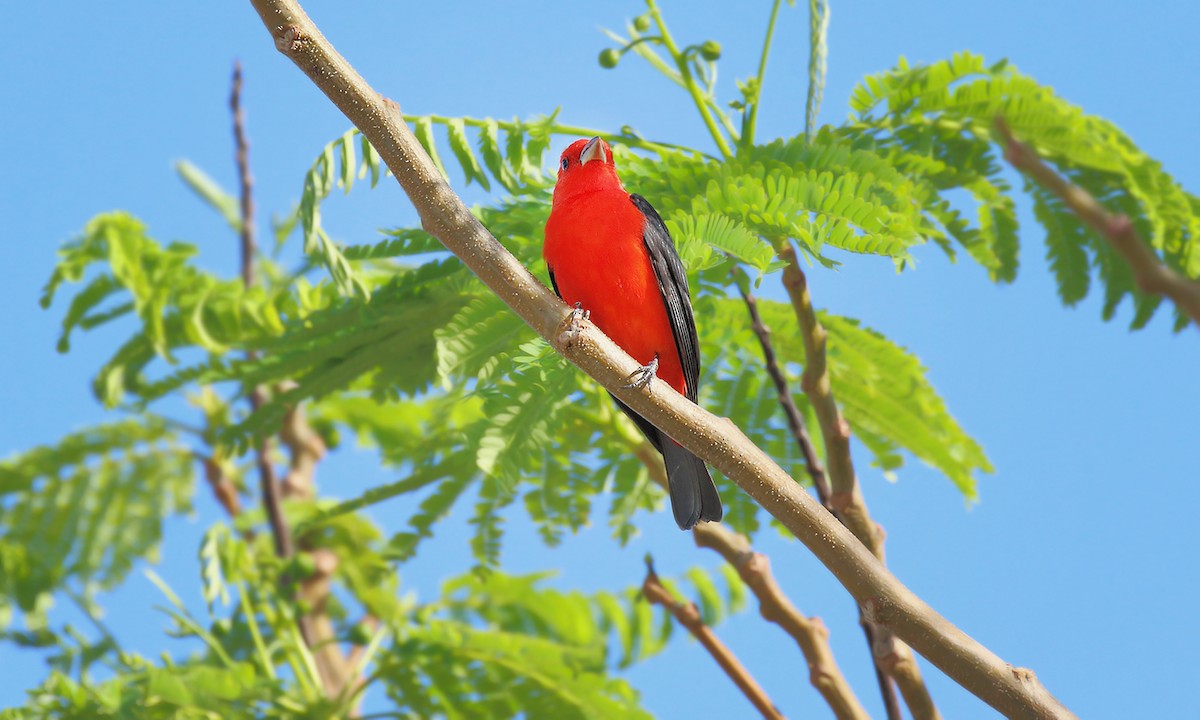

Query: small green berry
599;48;621;69
633;15;652;32
292;552;317;579
348;623;374;646
700;40;722;61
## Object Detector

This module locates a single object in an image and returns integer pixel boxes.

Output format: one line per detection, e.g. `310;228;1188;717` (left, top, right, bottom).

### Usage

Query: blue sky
2;1;1198;717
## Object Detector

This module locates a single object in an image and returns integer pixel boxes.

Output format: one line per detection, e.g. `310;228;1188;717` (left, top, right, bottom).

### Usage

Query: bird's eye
561;158;570;171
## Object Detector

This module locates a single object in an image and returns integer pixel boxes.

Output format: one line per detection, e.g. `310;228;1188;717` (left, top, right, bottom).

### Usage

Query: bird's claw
559;302;590;348
623;356;659;390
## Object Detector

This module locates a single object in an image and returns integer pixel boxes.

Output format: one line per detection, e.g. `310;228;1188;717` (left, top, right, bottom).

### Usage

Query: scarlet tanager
543;136;723;529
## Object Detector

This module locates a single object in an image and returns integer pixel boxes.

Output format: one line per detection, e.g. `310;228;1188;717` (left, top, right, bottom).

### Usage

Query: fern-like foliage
0;419;193;626
8;526;750;720
40;213;293;407
848;51;1200;328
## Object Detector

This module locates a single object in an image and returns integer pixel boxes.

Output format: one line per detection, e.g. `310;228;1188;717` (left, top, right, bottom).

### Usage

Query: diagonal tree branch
642;560;785;720
775;243;939;720
245;3;1076;716
633;442;868;720
994;116;1200;329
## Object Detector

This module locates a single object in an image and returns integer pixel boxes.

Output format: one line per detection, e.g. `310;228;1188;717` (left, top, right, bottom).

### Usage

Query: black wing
629;194;701;403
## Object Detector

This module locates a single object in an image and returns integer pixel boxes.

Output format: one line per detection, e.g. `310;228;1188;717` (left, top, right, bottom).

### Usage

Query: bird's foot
559;302;590;348
623;355;659;390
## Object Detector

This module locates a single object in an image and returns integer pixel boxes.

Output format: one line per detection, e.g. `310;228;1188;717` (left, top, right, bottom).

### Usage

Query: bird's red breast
543;138;688;396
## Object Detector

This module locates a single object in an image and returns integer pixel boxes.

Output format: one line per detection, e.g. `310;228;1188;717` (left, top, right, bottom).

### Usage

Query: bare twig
633;443;867;720
232;62;348;700
735;275;903;719
201;455;241;517
642;561;785;720
734;275;832;507
233;61;256;289
246;3;1076;716
995;116;1200;328
232;60;295;560
775;244;939;719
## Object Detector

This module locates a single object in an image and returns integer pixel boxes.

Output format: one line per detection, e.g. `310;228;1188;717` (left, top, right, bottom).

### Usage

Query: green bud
633;15;652;32
599;48;621;69
348;623;374;646
700;40;722;61
292;552;317;579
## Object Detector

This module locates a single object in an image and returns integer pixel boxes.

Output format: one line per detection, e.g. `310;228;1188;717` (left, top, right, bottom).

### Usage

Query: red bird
544;136;722;529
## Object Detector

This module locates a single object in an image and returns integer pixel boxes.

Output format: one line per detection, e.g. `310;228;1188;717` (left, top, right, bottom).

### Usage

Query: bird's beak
579;136;606;165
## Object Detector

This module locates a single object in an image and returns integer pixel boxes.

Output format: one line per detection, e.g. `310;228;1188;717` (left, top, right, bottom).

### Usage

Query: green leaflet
385;618;650;720
1033;183;1092;305
475;341;578;484
175;160;242;233
446;117;491;190
436;294;534;386
666;211;775;273
619;140;925;262
296;129;377;298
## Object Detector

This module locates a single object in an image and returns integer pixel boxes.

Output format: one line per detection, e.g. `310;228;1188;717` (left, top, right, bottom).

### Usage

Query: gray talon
564;302;590;346
623;355;659;390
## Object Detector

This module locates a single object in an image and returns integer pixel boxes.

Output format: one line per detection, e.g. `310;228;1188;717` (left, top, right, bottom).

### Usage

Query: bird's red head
552;136;623;206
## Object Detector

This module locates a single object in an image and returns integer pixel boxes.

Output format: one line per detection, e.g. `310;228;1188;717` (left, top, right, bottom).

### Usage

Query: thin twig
994;116;1200;328
233;61;256;289
201;454;242;517
233;63;351;699
232;60;295;560
734;273;831;507
245;4;1076;715
735;273;903;719
774;244;938;720
645;0;735;159
633;443;868;720
643;560;785;720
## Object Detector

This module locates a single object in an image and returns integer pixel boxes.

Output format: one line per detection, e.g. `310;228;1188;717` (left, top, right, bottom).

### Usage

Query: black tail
609;393;722;530
660;431;723;530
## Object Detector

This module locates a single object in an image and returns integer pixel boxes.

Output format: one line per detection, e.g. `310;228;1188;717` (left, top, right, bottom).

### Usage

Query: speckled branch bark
245;2;1077;716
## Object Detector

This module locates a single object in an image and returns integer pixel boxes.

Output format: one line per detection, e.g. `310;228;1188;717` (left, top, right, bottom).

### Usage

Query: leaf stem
645;0;735;159
743;0;784;148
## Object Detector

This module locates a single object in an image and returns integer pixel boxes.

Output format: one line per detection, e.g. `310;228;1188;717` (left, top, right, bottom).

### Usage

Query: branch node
277;24;304;54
